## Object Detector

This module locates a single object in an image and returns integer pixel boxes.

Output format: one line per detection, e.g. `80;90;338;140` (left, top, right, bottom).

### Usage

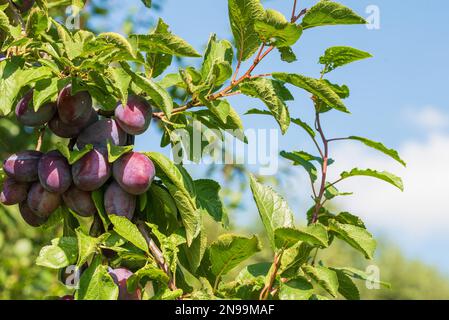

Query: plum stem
35;127;45;151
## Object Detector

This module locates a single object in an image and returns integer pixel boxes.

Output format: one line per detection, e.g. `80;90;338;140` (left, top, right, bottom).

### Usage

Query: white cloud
329;133;449;242
404;106;449;131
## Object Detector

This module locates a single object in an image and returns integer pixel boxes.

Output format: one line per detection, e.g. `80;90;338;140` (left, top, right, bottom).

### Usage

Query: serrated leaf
240;78;291;134
302;265;339;297
36;237;78;269
345;136;406;166
334;212;365;229
109;67;131;106
340;168;404;191
201;34;234;81
107;141;133;163
57;142;93;165
109;215;149;253
32;77;61;111
127;264;169;293
291;118;316;138
26;8;49;37
146;52;172;78
131;18;200;57
254;9;303;47
329;221;377;259
273;73;349;113
279;276;314;300
98;32;136;58
228;0;265;61
280;150;318;182
301;0;366;29
278;46;297;63
195;179;228;226
249;174;294;250
76;229;100;267
320;46;372;73
333;269;360;300
274;224;329;249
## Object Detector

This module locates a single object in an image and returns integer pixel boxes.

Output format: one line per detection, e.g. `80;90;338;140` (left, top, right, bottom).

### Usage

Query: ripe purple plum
15;90;56;127
38;151;72;194
113;152;155;195
76;119;127;150
72;149;111;191
108;268;141;300
57;84;93;126
62;185;96;217
49;109;98;139
27;182;61;218
0;178;28;205
104;182;136;220
3;150;42;182
19;202;48;227
115;95;153;135
13;0;35;13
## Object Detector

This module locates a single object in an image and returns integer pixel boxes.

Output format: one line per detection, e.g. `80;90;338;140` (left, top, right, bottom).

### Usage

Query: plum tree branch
259;251;283;300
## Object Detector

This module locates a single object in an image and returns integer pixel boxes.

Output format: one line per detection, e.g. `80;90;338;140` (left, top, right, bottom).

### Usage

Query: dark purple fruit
113;152;155;195
108;268;141;300
27;182;61;218
57;84;93;126
76;119;127;150
104;182;136;220
3;150;42;182
115;95;153;135
62;185;96;217
19;202;48;227
0;178;28;205
38;150;72;194
49;109;98;139
15;90;56;127
72;149;111;191
13;0;35;13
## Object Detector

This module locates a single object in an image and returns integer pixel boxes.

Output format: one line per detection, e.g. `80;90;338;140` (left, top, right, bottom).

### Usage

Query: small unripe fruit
3;150;42;182
115;95;153;135
113;152;155;195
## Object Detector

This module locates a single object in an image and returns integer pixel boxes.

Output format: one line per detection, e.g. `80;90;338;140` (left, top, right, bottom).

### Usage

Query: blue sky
89;0;449;273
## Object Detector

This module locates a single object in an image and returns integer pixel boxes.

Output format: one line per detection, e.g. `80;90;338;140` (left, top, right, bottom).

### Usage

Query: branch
137;222;177;291
259;251;283;300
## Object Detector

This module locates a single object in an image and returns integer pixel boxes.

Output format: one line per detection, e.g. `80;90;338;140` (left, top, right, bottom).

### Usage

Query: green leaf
57;142;93;165
273;73;349;113
75;229;100;267
109;215;149;253
141;0;152;8
320;46;372;73
254;9;303;47
324;184;353;200
97;32;136;58
340;168;404;191
127;264;169;292
207;234;261;280
280;151;318;182
33;77;64;111
201;34;234;81
146;183;179;234
274;224;329;249
145;152;200;245
180;228;207;274
108;67;132;106
280;242;313;277
131;18;200;57
106;141;133;163
334;212;366;229
329;221;377;259
240;78;291;134
301;0;366;30
122;63;173;118
36;237;78;269
0;10;10;37
26;8;49;37
228;0;265;61
333;269;360;300
91;189;110;230
279;276;314;300
195;179;228;226
146;53;172;78
302;265;339;297
344;136;406;166
249;174;294;250
75;257;119;300
331;267;391;288
278;46;297;63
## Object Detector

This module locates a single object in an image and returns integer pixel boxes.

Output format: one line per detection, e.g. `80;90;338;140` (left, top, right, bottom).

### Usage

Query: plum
19;202;48;227
108;268;141;300
27;182;61;218
3;150;42;182
15;90;56;127
113;152;155;195
57;84;93;126
76;119;127;150
13;0;35;13
38;150;72;194
104;182;136;220
60;295;74;301
72;149;111;191
115;95;153;135
49;109;98;139
0;178;28;205
62;185;96;217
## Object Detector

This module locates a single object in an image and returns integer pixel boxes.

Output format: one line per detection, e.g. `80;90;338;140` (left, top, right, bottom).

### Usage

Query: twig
259;251;283;300
35;127;45;151
137;222;177;291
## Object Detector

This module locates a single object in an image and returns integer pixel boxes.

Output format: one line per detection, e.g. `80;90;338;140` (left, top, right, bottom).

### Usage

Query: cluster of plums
1;84;155;229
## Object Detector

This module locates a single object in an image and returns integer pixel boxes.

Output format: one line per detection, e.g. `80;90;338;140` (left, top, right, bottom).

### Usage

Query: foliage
0;0;407;300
